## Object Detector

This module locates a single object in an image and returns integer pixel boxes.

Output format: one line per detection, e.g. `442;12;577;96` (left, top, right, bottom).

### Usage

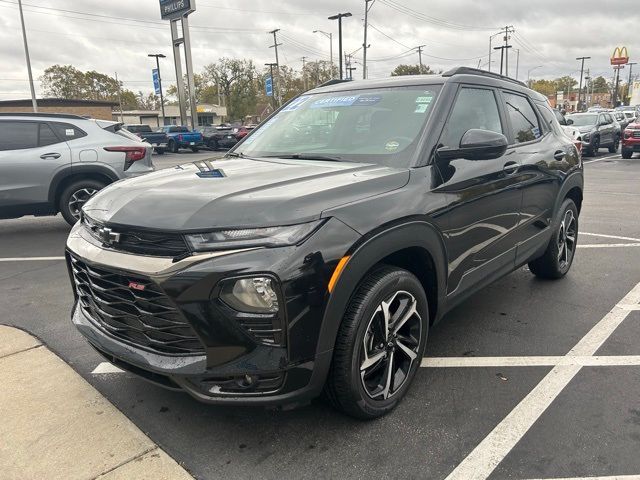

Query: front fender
315;219;448;359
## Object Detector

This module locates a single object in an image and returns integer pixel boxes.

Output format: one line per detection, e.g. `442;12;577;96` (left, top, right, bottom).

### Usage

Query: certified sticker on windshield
310;95;360;109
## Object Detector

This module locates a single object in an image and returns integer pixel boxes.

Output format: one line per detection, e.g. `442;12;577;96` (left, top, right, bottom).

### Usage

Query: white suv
0;113;154;225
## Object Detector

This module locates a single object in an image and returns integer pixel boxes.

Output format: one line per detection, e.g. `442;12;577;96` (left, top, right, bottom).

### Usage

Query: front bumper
66;218;359;406
622;135;640;151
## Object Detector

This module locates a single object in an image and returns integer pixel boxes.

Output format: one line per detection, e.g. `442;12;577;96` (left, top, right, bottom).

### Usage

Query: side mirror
565;118;573;126
437;129;509;161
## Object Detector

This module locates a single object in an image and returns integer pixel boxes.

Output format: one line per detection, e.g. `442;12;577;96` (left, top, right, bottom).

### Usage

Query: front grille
193;373;285;394
115;230;189;257
83;216;189;257
70;255;204;356
633;131;640;139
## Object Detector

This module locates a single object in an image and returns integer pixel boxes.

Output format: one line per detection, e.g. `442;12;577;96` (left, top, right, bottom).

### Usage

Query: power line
378;0;499;31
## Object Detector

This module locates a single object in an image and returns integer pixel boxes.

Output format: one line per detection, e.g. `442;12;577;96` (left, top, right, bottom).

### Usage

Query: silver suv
0;113;154;225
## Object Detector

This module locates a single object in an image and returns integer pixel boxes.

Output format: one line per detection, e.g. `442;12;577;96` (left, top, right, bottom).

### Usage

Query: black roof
308;67;545;101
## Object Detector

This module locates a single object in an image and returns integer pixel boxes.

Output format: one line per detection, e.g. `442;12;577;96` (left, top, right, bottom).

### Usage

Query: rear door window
503;92;542;144
39;123;61;147
0;121;38;151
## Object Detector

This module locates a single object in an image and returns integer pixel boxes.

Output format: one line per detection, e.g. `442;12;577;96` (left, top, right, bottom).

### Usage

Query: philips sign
159;0;195;20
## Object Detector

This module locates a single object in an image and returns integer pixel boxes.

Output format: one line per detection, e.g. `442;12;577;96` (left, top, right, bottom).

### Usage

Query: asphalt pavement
1;152;639;480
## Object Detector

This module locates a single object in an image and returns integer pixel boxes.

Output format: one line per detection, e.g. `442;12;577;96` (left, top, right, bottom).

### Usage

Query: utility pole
362;0;374;80
503;26;513;77
515;49;520;80
115;72;124;123
493;45;512;76
268;29;282;106
584;71;591;109
416;45;426;71
576;56;591;111
265;63;278;110
17;0;37;112
627;62;637;105
329;12;352;80
148;54;167;125
301;56;308;90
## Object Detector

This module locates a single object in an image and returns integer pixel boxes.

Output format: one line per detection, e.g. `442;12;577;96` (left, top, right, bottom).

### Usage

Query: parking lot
1;151;639;480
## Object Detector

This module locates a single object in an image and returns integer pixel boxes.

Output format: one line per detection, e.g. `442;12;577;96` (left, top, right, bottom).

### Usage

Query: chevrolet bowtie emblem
97;226;121;245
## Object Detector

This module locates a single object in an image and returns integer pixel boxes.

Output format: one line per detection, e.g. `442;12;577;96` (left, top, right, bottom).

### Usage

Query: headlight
582;133;590;141
185;220;323;251
220;277;279;313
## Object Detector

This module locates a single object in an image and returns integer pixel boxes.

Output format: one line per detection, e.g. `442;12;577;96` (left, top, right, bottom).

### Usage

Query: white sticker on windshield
415;96;433;104
282;95;311;112
415;104;429;114
65;129;75;136
310;95;360;109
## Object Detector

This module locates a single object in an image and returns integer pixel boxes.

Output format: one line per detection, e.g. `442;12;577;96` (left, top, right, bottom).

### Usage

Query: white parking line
91;362;125;374
581;232;640;242
444;282;640;480
0;256;65;262
525;476;640;480
421;355;640;368
578;244;640;248
583;154;621;164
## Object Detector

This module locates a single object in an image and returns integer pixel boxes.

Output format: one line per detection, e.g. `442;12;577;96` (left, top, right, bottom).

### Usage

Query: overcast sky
1;0;638;100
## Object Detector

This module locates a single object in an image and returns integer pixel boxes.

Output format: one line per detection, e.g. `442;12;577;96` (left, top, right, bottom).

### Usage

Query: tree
303;61;338;88
555;76;578;95
41;65;86;99
530;79;556;97
391;64;435;76
202;58;258;120
591;76;609;93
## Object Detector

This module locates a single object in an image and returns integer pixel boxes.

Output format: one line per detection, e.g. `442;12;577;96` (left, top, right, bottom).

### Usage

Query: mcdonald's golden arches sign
611;47;629;66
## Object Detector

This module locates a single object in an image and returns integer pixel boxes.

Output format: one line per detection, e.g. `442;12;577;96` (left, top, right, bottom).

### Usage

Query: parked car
159;126;205;153
197;125;238;150
610;110;631;131
566;112;619;156
123;124;169;154
554;109;583;155
0;113;153;225
234;124;256;140
622;117;640;158
67;68;583;419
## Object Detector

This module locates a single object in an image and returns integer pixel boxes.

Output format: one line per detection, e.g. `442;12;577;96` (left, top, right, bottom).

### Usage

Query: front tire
586;136;600;157
208;139;219;151
59;179;106;225
324;266;429;419
169;140;178;153
609;136;620;153
191;147;199;153
528;198;578;279
622;149;633;159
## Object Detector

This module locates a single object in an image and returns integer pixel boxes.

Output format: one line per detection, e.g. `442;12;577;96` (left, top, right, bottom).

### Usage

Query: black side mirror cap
437;129;509;161
565;118;573;126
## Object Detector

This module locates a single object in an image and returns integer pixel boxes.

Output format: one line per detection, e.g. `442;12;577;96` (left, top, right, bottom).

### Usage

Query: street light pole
627;62;637;105
362;0;374;80
313;30;334;74
527;65;542;88
576;56;591;111
148;54;167;125
17;0;37;112
328;12;352;80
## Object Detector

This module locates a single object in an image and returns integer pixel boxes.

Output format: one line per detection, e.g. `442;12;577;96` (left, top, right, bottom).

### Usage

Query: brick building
0;98;117;120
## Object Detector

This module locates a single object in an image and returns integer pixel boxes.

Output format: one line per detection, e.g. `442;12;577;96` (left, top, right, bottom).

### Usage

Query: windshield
237;85;441;167
568;114;597;126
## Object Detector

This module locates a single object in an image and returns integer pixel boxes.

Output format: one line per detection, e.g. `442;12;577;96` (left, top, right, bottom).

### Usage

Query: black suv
67;68;583;419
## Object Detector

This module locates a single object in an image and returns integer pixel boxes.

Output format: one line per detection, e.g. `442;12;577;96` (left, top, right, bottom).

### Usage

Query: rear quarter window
50;122;87;141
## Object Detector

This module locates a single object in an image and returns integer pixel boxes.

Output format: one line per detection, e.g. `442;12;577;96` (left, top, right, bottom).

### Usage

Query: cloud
0;0;638;99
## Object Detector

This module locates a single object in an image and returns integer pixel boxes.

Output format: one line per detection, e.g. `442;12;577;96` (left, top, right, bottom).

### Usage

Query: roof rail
442;67;528;88
0;112;90;120
317;78;353;88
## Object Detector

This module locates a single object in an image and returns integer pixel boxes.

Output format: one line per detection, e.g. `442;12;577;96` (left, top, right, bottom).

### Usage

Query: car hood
627;122;640;130
576;125;595;133
83;157;410;231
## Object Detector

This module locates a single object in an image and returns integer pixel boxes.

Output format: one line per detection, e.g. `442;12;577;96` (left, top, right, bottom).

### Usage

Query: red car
622;118;640;159
234;124;257;140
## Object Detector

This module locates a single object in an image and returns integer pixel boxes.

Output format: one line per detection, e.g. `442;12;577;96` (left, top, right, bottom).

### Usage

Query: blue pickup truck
160;126;205;153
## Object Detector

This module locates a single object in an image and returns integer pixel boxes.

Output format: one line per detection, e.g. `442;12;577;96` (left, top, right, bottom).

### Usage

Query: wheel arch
316;219;448;358
555;172;584;216
49;165;118;208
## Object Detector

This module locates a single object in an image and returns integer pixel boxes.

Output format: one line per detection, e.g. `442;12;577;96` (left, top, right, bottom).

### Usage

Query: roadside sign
152;69;161;95
611;46;629;66
265;76;273;97
159;0;195;20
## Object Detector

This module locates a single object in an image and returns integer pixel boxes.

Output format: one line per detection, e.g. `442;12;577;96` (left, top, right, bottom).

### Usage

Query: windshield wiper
264;154;343;162
226;151;245;158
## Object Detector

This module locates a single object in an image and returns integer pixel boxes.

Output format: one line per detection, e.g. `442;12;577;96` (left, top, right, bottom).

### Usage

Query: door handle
503;161;519;175
40;153;61;159
554;150;567;161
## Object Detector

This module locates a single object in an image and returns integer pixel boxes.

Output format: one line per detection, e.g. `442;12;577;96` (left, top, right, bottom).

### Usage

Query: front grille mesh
114;230;189;257
633;131;640;139
70;255;204;356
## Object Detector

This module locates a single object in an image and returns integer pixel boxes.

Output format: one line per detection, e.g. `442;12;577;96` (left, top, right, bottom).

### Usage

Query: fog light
220;277;279;313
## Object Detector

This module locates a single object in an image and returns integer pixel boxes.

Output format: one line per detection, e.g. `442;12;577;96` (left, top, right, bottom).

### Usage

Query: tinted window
440;87;503;148
503;92;542;144
50;122;87;141
553;109;566;125
536;104;558;134
169;126;188;133
0;121;38;151
39;123;61;147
